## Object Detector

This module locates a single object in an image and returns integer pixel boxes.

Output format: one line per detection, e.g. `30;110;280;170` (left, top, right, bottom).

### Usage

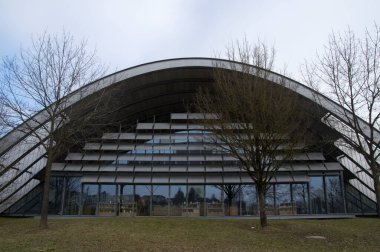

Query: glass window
275;184;292;215
205;185;223;216
63;177;81;215
310;176;326;214
265;185;275;215
292;183;309;214
221;185;240;216
345;184;362;214
325;176;344;213
152;185;169;216
82;184;98;215
241;185;258;216
48;176;64;214
135;185;151;216
187;185;204;216
170;185;186;216
99;185;116;216
120;185;135;216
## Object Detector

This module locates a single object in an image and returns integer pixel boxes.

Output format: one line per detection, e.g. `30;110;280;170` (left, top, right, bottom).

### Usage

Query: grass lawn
0;217;379;252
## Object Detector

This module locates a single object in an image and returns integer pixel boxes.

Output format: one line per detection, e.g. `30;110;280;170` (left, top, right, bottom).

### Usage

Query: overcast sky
1;0;379;81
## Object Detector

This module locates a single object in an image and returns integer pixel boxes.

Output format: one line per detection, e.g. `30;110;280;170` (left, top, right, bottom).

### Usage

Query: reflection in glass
275;184;292;215
170;185;186;216
325;176;344;213
205;185;223;216
119;185;136;216
187;185;204;216
63;177;81;215
310;176;326;214
241;185;258;216
152;185;169;216
135;185;151;216
48;176;64;214
99;185;116;216
82;184;98;215
120;185;135;216
265;185;275;215
292;183;309;214
219;185;240;216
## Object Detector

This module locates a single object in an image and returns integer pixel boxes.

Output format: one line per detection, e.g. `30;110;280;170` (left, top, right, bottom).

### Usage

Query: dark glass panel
152;185;169;216
205;185;223;216
135;185;151;216
187;185;204;216
82;184;98;215
170;185;186;216
265;185;275;215
63;177;81;215
310;176;326;214
292;183;309;214
275;184;292;215
120;185;135;216
241;185;258;216
48;176;64;214
325;176;344;213
221;185;240;216
99;184;116;216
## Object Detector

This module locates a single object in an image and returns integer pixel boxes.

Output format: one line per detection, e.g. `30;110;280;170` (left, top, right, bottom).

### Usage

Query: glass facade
265;185;275;215
275;184;292;215
152;185;169;216
63;177;81;215
36;117;373;217
46;174;348;216
292;183;309;214
3;109;376;218
120;185;135;216
325;176;344;213
135;185;151;216
205;185;223;216
222;185;240;216
170;185;186;216
241;185;257;216
82;184;98;215
99;185;117;216
310;176;326;214
187;185;204;216
48;176;64;214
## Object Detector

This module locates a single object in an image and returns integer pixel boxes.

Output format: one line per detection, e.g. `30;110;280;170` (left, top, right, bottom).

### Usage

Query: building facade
0;58;377;217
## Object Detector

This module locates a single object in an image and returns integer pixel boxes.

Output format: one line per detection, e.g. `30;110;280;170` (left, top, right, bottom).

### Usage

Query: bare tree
0;31;105;228
195;40;306;227
302;25;380;217
215;184;241;216
0;102;8;136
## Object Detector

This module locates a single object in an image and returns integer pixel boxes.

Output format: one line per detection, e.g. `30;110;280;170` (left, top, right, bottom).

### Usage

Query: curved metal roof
1;57;378;156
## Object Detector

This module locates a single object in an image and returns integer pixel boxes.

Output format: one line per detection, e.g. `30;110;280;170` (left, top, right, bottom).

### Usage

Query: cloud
1;0;379;80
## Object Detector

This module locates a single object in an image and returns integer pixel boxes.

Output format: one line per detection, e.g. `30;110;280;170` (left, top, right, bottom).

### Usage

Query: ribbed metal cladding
50;113;344;185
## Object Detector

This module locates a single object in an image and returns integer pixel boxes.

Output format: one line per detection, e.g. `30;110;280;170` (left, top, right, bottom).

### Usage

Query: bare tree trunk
39;148;54;229
257;184;267;228
227;197;232;216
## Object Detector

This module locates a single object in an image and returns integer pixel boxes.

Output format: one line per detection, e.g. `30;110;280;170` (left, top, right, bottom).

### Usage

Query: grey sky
1;0;379;81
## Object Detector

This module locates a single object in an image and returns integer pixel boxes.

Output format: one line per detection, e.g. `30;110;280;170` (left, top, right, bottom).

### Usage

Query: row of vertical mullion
95;136;103;183
168;115;172;214
132;120;138;184
186;113;189;204
114;129;121;187
150;116;155;187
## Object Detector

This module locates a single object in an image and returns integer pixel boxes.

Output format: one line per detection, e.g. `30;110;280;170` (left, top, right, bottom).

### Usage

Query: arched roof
1;57;378;156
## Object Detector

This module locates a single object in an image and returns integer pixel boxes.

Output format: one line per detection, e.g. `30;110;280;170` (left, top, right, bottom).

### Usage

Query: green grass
0;217;379;251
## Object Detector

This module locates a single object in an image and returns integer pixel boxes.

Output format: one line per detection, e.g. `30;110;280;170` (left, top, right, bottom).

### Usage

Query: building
0;58;377;217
